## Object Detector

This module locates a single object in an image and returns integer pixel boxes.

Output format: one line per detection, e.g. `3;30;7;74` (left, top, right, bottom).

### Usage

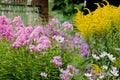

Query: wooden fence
0;0;48;25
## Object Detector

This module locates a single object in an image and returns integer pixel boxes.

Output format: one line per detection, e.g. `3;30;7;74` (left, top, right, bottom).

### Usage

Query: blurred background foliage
49;0;84;22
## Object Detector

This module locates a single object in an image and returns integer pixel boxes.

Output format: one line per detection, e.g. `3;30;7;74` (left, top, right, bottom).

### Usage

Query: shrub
73;1;120;79
0;16;90;80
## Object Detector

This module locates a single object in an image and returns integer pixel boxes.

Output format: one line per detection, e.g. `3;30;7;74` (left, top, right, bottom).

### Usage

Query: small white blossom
114;48;120;51
85;73;92;77
102;65;108;70
99;52;107;58
59;68;64;73
109;66;119;77
55;36;64;43
98;73;106;79
59;68;69;74
107;54;116;62
40;72;47;77
84;73;94;80
84;0;87;7
88;77;94;80
68;72;73;76
92;54;100;60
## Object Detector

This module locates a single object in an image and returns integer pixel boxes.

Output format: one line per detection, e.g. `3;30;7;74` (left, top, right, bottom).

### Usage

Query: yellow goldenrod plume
101;3;106;7
74;7;81;13
94;3;101;8
73;1;120;40
103;0;110;5
84;8;91;14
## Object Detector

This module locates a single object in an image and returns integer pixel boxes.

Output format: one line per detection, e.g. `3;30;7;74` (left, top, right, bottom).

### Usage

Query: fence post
31;0;48;22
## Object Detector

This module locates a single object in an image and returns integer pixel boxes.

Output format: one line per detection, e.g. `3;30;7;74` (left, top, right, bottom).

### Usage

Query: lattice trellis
0;0;41;25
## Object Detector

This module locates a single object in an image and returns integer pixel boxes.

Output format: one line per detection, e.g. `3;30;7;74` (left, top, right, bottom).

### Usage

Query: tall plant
73;1;120;79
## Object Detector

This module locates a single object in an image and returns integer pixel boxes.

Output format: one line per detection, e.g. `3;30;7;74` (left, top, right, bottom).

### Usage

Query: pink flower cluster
47;18;89;56
29;36;51;52
0;16;89;58
12;16;24;28
12;26;33;48
11;25;51;51
0;16;13;42
79;43;89;57
62;21;73;30
60;65;80;80
29;26;44;41
0;16;51;52
50;56;62;67
12;16;25;36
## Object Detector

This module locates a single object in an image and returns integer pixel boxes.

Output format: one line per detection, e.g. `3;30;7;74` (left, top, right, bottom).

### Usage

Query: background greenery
49;0;84;22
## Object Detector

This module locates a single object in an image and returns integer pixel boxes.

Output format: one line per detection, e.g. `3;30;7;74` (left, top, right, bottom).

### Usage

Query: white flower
85;73;92;77
92;54;100;60
99;52;107;58
98;73;105;79
88;77;94;80
109;66;119;77
102;65;108;70
114;48;120;51
55;36;64;43
59;68;64;73
84;0;87;7
40;72;47;77
85;74;94;80
107;54;116;62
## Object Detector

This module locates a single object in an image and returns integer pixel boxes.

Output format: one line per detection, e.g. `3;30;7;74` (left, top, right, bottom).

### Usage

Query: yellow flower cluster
73;0;120;39
92;64;101;74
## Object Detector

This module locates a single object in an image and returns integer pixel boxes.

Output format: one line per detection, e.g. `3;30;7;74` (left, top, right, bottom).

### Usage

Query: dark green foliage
51;0;84;19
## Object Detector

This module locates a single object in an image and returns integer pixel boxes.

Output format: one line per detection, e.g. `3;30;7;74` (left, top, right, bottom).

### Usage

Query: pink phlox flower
79;43;89;57
12;27;33;48
37;36;49;43
13;27;24;37
29;45;36;52
24;26;33;34
0;20;13;42
50;56;62;67
29;26;44;41
73;34;81;44
60;72;72;80
67;65;80;73
29;36;51;52
53;56;62;62
72;67;80;73
35;43;45;51
36;36;51;48
12;16;24;28
62;21;73;30
12;41;21;48
0;15;12;25
50;18;60;24
42;51;47;55
60;65;80;80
